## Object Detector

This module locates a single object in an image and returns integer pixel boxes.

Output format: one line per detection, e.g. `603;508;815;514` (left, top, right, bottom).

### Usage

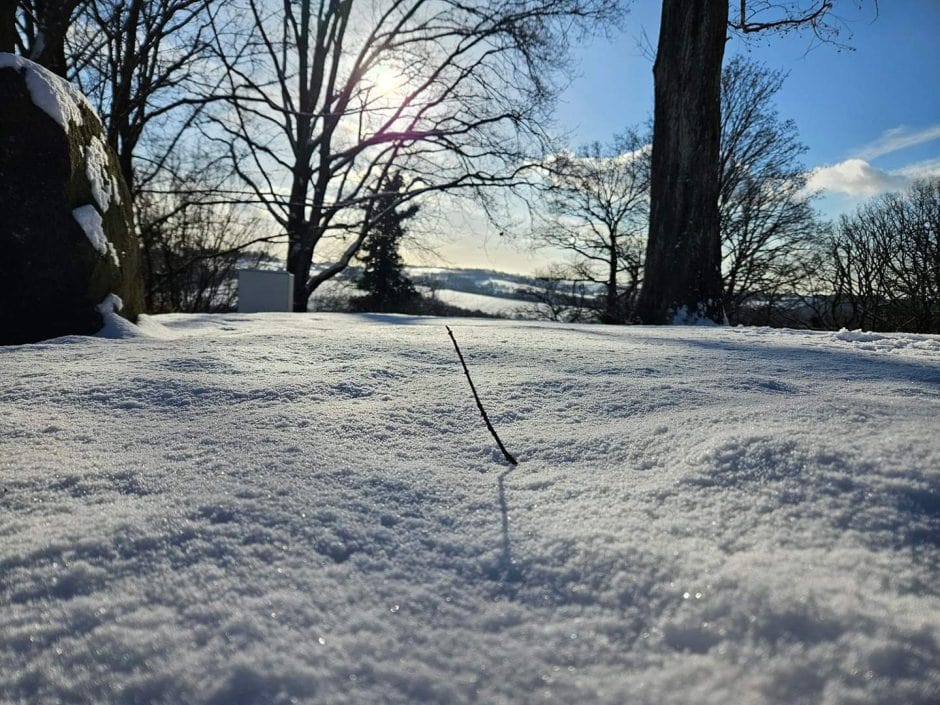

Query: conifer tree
355;173;420;313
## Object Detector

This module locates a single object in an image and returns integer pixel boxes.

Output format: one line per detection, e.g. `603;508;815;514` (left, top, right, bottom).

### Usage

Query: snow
670;303;723;326
93;295;140;340
2;315;938;704
0;54;89;132
832;328;940;356
434;288;529;316
72;205;120;266
84;137;121;212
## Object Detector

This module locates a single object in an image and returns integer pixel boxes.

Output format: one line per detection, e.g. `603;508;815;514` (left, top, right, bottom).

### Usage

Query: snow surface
1;315;939;704
0;54;88;131
72;205;120;266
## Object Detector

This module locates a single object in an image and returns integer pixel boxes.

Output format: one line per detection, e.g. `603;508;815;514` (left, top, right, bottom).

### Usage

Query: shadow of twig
495;466;524;588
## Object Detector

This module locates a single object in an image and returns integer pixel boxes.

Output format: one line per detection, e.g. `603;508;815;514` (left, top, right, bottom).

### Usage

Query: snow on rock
84;136;121;211
90;299;175;341
72;205;120;266
93;294;135;339
1;315;938;704
0;53;143;343
0;53;88;131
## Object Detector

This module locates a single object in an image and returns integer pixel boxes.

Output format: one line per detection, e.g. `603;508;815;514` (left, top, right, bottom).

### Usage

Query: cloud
543;143;651;171
894;157;940;181
806;159;910;197
852;124;940;161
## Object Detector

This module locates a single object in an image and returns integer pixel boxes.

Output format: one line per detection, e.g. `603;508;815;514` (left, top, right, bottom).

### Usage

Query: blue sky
436;1;940;273
557;0;940;214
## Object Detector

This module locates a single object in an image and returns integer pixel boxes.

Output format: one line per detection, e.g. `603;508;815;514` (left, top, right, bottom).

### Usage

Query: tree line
530;143;940;333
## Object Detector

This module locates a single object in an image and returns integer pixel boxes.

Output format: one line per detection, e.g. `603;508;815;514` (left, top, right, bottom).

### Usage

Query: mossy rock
0;54;143;344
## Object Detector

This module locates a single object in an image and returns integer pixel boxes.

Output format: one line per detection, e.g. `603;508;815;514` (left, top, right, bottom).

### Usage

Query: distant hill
306;265;599;319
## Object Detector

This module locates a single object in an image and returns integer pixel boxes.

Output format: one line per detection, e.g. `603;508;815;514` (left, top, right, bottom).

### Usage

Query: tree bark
636;0;728;324
287;234;315;312
30;0;77;77
0;0;15;53
605;232;619;323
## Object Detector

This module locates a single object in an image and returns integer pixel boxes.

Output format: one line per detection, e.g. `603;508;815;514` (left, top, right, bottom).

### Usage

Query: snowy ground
433;289;530;317
2;314;939;704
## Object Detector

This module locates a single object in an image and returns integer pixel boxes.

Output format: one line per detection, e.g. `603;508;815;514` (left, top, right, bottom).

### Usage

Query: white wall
238;270;294;313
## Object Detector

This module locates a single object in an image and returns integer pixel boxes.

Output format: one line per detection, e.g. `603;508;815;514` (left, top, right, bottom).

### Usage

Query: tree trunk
0;0;15;53
636;0;727;324
30;1;75;77
287;225;316;312
605;233;619;323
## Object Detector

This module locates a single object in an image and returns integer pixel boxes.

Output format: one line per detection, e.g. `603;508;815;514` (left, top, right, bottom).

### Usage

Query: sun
371;63;406;98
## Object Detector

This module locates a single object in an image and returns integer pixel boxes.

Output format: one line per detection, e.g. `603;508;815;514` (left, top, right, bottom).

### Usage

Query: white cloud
805;158;910;198
894;156;940;181
852;124;940;161
543;143;651;171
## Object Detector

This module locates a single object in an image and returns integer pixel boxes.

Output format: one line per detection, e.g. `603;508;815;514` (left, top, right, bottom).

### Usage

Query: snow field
432;289;530;317
1;314;938;704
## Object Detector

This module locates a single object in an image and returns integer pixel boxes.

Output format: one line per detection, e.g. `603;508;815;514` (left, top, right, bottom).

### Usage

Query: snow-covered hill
2;314;939;704
431;288;531;317
309;265;588;319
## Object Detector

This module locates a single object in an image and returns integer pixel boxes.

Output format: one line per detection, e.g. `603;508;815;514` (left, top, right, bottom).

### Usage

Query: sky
434;0;940;275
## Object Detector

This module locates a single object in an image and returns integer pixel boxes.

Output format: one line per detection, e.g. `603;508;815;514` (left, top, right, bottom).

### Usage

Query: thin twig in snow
445;326;518;466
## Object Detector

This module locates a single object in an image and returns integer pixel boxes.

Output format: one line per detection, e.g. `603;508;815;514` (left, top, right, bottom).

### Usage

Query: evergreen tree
355;173;420;313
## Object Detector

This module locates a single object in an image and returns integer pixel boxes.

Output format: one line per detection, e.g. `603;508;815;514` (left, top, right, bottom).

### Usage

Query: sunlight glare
371;64;406;98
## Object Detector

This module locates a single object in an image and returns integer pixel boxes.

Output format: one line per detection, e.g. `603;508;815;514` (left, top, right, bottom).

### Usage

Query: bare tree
895;180;940;331
825;180;940;333
64;0;273;312
533;129;650;323
518;264;596;322
135;148;269;311
9;0;87;75
635;0;727;324
67;0;222;197
209;0;620;311
638;0;867;324
719;55;819;323
137;186;266;313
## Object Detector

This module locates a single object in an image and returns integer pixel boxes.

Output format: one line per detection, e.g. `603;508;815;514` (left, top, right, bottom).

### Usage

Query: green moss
63;100;143;322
